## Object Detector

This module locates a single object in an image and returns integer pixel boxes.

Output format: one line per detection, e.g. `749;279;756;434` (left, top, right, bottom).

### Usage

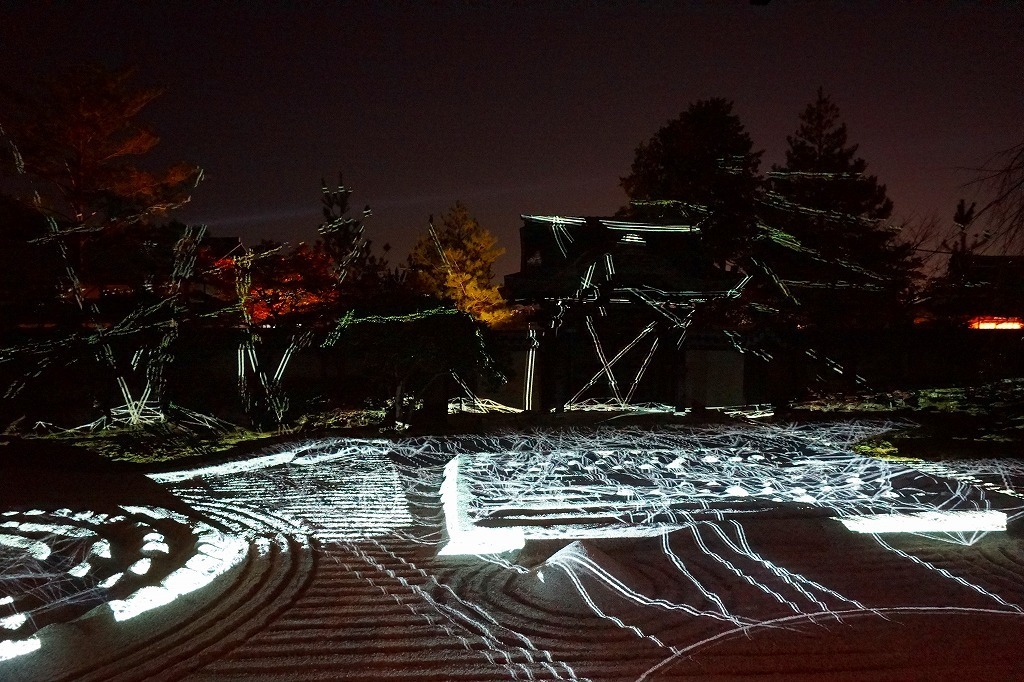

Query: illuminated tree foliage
0;65;204;427
0;64;200;233
408;201;513;326
238;240;339;327
225;178;435;429
620;98;763;260
229;179;401;330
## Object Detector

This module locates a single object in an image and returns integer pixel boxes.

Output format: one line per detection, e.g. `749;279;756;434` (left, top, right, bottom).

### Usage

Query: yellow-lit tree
407;201;512;326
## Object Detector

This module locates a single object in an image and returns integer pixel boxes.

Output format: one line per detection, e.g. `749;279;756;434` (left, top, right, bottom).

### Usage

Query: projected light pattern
0;506;241;656
0;130;208;426
534;520;875;651
411;425;1024;673
3;424;1024;679
155;440;414;542
436;423;1016;549
517;214;888;411
562;398;676;413
913;458;1024;506
448;371;523;415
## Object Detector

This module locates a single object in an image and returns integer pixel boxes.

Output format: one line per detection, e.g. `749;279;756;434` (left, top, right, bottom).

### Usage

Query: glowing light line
584;315;622;403
637;606;1024;681
524;328;538;411
871;535;1023;612
684;523;801;613
599;220;701;233
660;533;742;625
624;335;659;405
840;510;1006;534
568;321;656;406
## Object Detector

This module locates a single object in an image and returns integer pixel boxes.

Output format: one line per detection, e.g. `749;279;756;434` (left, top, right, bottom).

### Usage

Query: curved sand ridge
2;425;1024;680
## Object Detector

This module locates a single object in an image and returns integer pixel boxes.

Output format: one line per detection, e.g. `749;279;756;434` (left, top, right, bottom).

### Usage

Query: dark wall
3;324;1021;427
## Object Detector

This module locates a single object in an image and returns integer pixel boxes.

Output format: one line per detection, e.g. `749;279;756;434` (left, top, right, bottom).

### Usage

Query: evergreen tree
0;64;200;233
0;65;203;426
769;89;892;245
764;88;917;326
620;98;763;259
407;201;512;326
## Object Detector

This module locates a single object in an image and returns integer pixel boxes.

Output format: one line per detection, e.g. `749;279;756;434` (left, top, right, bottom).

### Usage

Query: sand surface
2;424;1024;681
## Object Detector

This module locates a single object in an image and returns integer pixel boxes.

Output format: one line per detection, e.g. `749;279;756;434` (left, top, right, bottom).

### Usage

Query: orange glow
968;316;1024;330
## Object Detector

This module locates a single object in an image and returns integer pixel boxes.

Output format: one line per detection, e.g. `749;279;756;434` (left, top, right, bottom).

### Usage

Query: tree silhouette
0;65;203;427
768;88;893;251
620;98;763;260
763;88;917;328
970;140;1024;253
0;193;62;331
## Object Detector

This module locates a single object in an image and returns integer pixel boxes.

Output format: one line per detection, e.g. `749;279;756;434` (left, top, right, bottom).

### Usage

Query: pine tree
764;88;917;327
407;201;512;326
0;64;200;232
0;65;203;426
621;98;763;259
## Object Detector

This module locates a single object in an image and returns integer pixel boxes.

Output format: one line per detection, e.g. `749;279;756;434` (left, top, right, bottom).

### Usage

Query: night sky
2;1;1021;276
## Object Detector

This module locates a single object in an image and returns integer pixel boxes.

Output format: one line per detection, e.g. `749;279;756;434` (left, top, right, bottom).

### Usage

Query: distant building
502;215;757;410
928;253;1024;330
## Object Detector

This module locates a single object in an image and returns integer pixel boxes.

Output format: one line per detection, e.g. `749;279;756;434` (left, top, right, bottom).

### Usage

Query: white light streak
599;220;701;233
108;585;178;622
108;531;246;622
0;613;27;630
524;328;538;411
439;456;524;556
0;534;50;560
100;572;123;588
840;510;1006;534
0;637;40;662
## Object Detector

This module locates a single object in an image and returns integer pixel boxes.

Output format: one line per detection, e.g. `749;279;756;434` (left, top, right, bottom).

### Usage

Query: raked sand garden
3;421;1024;681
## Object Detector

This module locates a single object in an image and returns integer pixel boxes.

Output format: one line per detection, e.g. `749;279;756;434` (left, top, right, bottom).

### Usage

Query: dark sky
2;1;1022;275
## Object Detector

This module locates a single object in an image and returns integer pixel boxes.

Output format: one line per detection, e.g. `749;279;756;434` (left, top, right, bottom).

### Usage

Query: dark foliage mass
763;88;919;329
972;141;1024;253
0;66;498;432
0;61;1015;433
621;98;763;260
621;91;921;332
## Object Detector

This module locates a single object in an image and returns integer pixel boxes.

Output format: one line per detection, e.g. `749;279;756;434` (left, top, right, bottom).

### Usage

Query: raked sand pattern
3;423;1024;681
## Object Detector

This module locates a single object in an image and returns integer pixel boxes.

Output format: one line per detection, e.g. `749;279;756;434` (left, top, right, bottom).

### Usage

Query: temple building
502;215;762;411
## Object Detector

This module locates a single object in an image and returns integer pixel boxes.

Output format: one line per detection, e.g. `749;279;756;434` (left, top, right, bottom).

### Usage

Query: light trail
3;424;1022;677
637;606;1024;681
